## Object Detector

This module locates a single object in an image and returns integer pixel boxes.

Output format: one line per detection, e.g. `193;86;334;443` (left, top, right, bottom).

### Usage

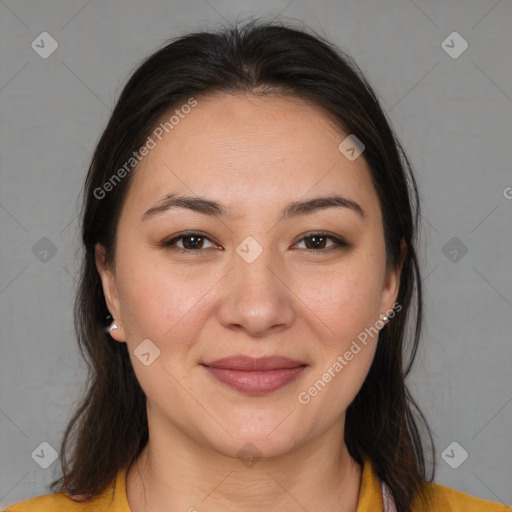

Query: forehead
123;93;378;218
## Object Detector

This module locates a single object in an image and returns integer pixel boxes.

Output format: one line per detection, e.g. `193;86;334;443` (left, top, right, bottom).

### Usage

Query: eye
162;231;349;255
293;232;349;252
162;231;220;253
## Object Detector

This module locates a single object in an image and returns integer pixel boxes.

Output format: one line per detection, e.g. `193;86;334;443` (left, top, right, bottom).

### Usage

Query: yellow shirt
4;458;511;511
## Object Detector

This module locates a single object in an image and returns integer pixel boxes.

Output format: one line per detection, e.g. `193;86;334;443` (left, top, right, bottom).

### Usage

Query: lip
201;356;307;395
204;355;305;371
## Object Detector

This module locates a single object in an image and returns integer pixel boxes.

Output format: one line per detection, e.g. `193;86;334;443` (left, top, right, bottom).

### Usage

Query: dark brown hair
51;20;435;511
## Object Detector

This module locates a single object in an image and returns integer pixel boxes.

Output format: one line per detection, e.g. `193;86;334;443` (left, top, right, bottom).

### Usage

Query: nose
216;246;296;338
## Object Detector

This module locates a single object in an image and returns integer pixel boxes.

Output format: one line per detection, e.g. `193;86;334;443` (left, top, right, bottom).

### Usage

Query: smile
201;356;308;395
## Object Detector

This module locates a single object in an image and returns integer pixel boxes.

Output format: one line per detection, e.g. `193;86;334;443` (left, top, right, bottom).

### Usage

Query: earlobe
106;321;119;334
95;244;126;342
105;320;126;343
104;319;126;343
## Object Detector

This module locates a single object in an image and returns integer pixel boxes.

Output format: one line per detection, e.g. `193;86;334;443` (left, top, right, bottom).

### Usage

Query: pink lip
202;356;307;395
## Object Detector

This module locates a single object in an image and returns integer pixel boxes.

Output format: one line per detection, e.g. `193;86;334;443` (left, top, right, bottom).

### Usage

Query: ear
95;243;127;342
379;239;406;318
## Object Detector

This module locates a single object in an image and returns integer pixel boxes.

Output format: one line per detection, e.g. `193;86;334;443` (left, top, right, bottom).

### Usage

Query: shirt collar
356;457;386;512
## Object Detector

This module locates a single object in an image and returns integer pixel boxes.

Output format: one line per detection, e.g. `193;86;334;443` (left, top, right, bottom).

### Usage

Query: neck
126;415;362;512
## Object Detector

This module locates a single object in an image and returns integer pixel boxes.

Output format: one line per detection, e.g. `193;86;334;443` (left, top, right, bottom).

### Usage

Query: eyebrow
141;193;365;222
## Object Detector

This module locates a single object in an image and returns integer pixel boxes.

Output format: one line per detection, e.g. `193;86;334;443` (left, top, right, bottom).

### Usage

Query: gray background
1;0;511;507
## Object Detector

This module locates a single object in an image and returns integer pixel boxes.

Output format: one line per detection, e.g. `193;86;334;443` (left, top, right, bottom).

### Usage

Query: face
96;93;401;460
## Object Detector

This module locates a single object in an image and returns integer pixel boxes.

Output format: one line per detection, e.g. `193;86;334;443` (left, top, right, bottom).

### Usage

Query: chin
203;414;305;461
214;434;300;464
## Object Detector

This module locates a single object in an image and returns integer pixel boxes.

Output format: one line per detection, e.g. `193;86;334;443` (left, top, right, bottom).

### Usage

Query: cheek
292;259;384;346
293;265;383;419
114;258;213;398
115;254;222;346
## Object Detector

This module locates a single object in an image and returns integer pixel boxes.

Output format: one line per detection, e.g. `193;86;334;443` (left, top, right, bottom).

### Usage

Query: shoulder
413;481;511;512
2;469;127;512
2;492;106;511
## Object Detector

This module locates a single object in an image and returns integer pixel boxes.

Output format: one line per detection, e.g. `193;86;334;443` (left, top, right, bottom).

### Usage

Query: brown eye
181;234;205;249
294;232;349;252
163;232;218;253
304;234;328;249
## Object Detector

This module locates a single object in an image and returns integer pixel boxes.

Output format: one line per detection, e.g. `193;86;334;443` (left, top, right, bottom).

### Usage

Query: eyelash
161;231;350;255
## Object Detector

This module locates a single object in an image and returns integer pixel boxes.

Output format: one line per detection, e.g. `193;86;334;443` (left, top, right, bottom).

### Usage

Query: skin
96;92;402;512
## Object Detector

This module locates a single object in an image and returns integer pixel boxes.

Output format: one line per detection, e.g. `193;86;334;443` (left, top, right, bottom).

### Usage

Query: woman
5;21;510;512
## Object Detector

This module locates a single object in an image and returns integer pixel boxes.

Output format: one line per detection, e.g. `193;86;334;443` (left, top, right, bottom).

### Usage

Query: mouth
201;356;308;395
